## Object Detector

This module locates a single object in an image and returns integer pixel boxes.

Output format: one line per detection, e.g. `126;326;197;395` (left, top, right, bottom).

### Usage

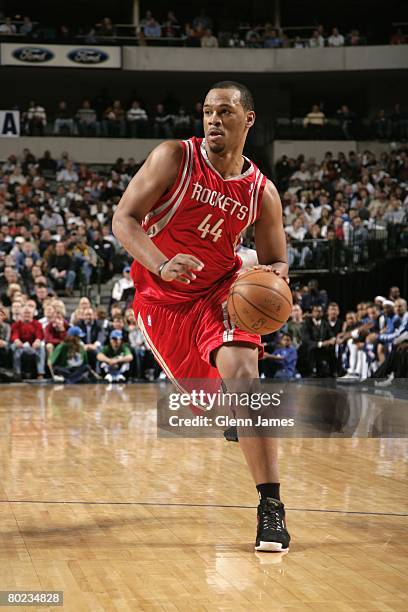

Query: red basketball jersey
131;137;267;304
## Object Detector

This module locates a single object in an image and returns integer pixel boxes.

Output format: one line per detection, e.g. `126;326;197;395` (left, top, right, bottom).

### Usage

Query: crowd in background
260;283;408;382
17;97;408;142
272;147;408;270
295;103;408;141
0;12;406;48
21;98;205;139
0;144;407;383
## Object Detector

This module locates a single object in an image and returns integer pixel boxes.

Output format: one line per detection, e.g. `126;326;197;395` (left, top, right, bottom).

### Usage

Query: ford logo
67;48;109;64
12;47;54;63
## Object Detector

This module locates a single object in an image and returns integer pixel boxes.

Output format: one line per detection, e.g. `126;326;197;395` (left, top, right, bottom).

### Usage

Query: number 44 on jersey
197;214;225;242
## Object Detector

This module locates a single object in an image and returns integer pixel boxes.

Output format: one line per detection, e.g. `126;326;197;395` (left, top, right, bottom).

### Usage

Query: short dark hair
209;81;254;112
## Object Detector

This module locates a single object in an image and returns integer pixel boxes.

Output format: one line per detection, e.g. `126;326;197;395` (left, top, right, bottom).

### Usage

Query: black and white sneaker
255;497;290;552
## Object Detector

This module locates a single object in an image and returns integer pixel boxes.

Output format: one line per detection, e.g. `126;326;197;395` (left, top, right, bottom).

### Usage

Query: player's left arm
253;179;289;282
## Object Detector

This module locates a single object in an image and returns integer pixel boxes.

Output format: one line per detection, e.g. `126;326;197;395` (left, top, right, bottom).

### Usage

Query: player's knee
229;361;258;380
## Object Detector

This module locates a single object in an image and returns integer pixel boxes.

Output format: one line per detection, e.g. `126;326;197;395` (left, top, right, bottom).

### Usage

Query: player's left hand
250;265;290;284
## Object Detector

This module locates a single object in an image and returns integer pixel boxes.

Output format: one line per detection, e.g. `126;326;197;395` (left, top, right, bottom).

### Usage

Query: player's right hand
160;254;204;284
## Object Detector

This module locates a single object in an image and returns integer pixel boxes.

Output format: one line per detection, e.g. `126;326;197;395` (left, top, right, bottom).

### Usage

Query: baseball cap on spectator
382;300;395;307
374;296;386;304
110;330;123;340
67;326;85;338
15;236;25;244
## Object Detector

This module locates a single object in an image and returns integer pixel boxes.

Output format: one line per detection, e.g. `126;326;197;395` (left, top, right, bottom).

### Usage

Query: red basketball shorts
133;278;262;382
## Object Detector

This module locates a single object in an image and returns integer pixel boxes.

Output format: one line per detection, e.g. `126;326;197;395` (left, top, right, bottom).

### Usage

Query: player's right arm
112;141;203;284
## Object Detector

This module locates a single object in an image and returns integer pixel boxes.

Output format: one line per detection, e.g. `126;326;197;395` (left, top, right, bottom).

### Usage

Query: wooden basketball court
1;383;407;611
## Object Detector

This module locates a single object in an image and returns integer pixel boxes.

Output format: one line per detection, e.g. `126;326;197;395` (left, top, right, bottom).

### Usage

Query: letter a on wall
0;111;20;137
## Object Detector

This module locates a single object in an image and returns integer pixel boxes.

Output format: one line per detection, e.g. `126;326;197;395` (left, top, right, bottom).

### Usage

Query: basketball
227;269;293;335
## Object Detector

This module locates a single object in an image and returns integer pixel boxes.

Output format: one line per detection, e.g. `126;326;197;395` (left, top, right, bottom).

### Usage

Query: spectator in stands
40;205;64;232
269;332;298;379
163;11;180;38
201;28;218;48
38;299;55;329
301;304;338;376
246;26;262;48
350;216;368;262
337;105;356;139
111;266;134;304
173;107;192;138
285;304;304;348
328;27;344;47
98;17;114;37
77;306;105;368
303;105;326;134
11;305;45;379
309;29;324;47
301;279;328;312
0;306;11;368
103;100;126;137
374;110;389;139
76;100;100;136
57;161;79;183
71;236;97;287
348;29;360;46
9;165;27;186
44;311;68;357
25;101;47;136
292;36;304;48
89;229;115;280
38;151;57;174
126;101;149;137
47;242;76;295
285;217;307;241
69;296;91;326
50;326;98;383
0;17;16;35
97;329;133;382
153;104;173;138
15;241;39;271
264;27;281;48
339;303;382;380
33;284;50;318
143;14;161;38
53;101;75;135
286;233;312;269
389;103;408;141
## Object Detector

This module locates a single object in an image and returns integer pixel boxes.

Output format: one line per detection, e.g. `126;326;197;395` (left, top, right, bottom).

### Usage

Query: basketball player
112;82;290;552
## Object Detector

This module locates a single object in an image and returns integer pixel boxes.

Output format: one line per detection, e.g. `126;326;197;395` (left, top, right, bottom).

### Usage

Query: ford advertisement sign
67;48;109;64
1;43;121;68
12;47;54;63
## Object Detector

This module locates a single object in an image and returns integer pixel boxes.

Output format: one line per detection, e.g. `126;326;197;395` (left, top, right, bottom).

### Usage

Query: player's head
203;81;255;153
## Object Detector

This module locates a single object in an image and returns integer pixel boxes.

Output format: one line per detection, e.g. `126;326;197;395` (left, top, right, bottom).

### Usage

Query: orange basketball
227;269;292;335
